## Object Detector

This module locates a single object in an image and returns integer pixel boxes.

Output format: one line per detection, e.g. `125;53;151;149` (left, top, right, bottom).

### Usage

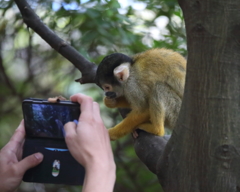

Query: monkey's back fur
124;48;186;131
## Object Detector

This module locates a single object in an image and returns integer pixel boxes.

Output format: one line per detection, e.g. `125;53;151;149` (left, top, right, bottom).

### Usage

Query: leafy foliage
0;0;185;191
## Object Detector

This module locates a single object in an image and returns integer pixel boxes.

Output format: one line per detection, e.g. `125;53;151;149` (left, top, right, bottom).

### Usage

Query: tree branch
134;130;170;175
14;0;97;84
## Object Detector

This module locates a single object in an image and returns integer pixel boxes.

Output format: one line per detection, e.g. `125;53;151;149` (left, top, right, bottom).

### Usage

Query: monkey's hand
104;97;117;108
104;96;131;109
108;127;129;141
132;129;139;139
108;128;119;141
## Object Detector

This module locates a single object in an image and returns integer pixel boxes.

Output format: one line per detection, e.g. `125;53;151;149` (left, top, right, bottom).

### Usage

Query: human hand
64;93;115;192
0;120;43;192
64;93;115;170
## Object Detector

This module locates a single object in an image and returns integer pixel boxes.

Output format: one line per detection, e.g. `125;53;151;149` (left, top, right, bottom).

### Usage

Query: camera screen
23;102;80;139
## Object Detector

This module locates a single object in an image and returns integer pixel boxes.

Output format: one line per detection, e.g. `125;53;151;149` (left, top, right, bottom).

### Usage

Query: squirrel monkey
96;48;186;141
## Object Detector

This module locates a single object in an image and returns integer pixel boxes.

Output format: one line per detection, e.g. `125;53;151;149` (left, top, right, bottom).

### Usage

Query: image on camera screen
24;103;80;139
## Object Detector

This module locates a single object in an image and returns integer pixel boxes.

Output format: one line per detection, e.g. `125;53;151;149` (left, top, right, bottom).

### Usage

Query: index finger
70;93;94;121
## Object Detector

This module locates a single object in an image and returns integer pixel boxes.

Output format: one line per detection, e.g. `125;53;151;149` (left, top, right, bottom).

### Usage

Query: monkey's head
96;53;133;99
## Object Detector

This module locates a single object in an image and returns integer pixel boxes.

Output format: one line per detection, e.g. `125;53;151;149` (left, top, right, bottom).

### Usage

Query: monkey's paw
132;130;139;139
104;97;117;108
108;128;120;141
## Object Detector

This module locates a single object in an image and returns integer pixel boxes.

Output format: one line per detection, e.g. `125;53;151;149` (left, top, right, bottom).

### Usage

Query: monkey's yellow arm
108;110;150;140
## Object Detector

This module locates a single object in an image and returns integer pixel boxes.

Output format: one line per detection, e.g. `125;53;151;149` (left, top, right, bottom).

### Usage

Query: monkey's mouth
105;92;117;99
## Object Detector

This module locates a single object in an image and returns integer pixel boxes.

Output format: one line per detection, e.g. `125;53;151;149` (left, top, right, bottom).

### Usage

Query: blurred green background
0;0;186;191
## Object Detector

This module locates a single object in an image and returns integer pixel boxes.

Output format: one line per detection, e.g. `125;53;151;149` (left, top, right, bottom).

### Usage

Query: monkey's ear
113;62;130;82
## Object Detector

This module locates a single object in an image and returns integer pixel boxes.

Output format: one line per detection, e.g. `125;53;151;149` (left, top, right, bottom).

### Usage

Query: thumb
17;153;44;174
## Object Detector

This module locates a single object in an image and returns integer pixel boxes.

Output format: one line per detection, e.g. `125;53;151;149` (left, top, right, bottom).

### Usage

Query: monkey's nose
105;92;117;99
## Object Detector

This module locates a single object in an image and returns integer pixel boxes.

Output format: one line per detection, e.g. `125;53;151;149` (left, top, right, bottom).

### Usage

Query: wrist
85;157;115;172
83;158;116;192
85;159;116;182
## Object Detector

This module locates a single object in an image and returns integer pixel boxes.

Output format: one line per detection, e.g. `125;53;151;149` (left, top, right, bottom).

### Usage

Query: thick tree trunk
157;0;240;191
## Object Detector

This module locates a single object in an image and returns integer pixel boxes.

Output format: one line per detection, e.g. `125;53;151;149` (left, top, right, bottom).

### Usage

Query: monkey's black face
105;92;117;99
96;53;132;98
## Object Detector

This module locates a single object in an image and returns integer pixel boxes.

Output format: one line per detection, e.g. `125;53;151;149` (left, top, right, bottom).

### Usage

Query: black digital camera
22;98;85;185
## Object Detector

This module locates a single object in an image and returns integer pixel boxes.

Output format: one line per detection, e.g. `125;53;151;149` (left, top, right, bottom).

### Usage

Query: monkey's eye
103;84;112;91
104;85;110;90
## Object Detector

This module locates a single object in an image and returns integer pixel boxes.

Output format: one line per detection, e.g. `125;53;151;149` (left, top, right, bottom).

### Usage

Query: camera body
22;98;85;185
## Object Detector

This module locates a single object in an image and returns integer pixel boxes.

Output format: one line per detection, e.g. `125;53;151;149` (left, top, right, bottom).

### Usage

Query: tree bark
156;0;240;191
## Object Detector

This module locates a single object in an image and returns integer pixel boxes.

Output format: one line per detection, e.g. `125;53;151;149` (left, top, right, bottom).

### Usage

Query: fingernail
35;153;44;160
73;119;78;125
